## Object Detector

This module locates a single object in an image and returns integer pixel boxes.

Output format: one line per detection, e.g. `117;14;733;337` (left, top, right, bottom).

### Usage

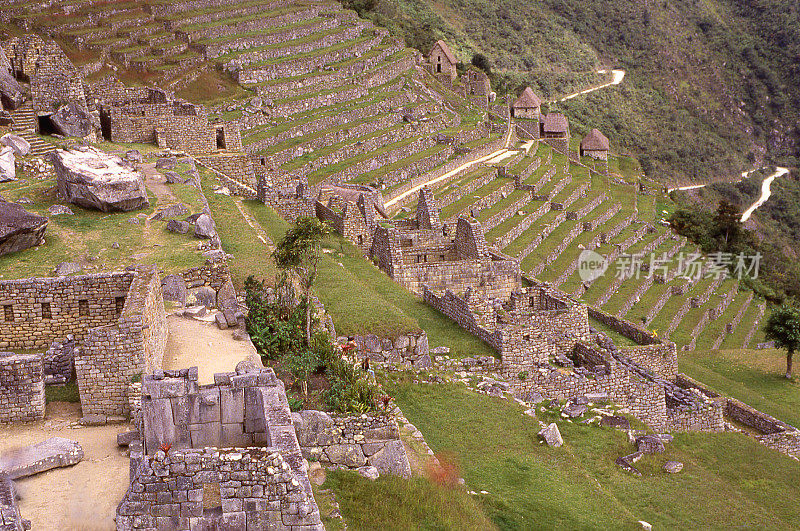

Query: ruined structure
580;128;610;160
371;188;519;298
426;40;457;82
117;366;323;530
512;87;542;140
0;266;167;417
315;183;388;251
459;69;492;109
0;352;45;424
88;78;242;155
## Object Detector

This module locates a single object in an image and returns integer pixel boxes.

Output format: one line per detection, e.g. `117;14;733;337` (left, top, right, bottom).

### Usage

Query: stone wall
0;272;135;350
117;447;322;531
179;262;232;291
345;331;430;368
0;474;24;531
0;352;44;424
619;343;678;382
293;410;411;477
587;306;661;345
76;266;167;417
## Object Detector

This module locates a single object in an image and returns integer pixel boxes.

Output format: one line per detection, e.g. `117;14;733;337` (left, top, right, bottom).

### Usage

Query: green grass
199;173;494;355
45;382;80;403
326;471;495;530
680;348;800;428
386;377;800;529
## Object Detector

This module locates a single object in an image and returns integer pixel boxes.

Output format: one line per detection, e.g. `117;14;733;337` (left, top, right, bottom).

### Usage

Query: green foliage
244;276;381;413
288;396;305;412
764;306;800;377
517;371;528;381
323;356;380;414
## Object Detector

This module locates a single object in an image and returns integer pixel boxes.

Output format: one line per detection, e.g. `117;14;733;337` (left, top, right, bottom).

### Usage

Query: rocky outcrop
50;102;93;138
0;134;30;157
50;147;149;212
0;71;23;111
0;147;14;182
0;200;47;257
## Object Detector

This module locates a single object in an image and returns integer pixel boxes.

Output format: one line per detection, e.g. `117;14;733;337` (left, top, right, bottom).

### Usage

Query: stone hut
0;200;47;257
580;128;610;160
512;87;542;120
314;183;387;251
371;189;519;298
427;40;457;82
541;113;570;154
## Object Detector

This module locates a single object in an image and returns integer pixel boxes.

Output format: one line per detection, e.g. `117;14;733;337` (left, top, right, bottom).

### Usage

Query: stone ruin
117;365;323;530
88;77;242;156
0;266;167;420
314;183;388;251
370;188;519;298
0;352;44;424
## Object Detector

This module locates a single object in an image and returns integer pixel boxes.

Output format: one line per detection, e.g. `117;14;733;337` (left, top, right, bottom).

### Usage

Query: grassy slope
679;347;800;428
199;170;494;356
326;471;496;530
387;378;800;530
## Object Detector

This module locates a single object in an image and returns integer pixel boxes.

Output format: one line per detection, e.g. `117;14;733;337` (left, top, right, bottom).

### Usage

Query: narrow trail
741;167;789;222
552;69;626;103
384;121;516;209
665;166;789;222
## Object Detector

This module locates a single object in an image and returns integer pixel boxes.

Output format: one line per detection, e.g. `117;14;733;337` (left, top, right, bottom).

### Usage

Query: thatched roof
513;87;541;109
430;40;457;65
543;113;569;133
581;128;610;151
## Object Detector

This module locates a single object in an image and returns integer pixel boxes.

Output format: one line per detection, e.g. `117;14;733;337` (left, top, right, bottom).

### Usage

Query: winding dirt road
741;166;789;222
553;69;626;103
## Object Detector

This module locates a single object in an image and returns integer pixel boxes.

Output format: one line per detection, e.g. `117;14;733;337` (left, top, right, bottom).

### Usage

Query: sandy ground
162;313;263;384
0;403;130;531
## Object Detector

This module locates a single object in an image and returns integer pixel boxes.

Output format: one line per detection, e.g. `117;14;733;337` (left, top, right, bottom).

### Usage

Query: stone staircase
9;103;56;157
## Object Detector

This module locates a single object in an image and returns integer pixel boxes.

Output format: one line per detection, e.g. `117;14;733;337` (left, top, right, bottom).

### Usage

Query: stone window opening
115;296;125;316
260;157;266;166
215;127;226;150
78;299;89;317
3;305;12;322
202;483;222;515
523;334;531;341
440;254;445;261
436;57;442;73
41;302;51;320
357;235;364;245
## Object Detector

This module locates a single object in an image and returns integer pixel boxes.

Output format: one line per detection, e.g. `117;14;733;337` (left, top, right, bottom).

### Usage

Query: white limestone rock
0;134;30;156
0;147;15;182
50;147;149;212
538;423;563;447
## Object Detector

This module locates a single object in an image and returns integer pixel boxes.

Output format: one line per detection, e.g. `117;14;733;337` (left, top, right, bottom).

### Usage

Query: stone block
0;437;83;479
367;440;410;478
324;444;366;468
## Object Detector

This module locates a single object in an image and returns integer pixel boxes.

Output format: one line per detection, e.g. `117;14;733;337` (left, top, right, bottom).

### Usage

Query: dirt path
0;403;129;531
740;166;789;222
553;69;626;103
384;122;517;210
162;314;263;384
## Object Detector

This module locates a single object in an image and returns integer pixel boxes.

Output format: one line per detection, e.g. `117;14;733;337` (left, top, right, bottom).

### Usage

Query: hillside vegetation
346;0;800;184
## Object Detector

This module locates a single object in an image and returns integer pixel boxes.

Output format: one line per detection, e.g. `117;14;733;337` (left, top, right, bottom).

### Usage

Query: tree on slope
763;305;800;379
272;217;331;345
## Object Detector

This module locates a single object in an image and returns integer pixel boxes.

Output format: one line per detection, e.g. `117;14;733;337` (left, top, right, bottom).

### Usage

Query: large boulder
0;71;23;111
0;147;14;182
194;213;216;239
0;134;30;156
538;422;563;447
0;437;83;480
367;440;411;478
294;410;337;447
0;200;47;257
50;102;93;138
161;274;187;304
50;147;149;212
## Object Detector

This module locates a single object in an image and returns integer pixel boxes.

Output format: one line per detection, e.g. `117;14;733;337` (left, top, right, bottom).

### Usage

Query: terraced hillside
1;0;501;192
399;134;766;352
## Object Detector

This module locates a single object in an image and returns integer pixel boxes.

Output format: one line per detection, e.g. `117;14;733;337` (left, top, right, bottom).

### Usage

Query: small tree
272;217;331;345
763;306;800;379
285;348;318;396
